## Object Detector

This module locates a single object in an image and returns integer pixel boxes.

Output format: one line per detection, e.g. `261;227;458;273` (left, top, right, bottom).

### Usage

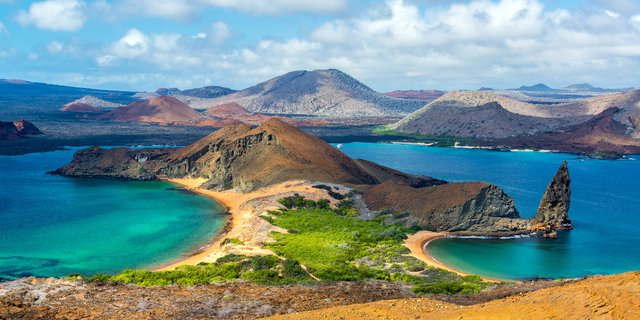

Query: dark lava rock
533;161;572;230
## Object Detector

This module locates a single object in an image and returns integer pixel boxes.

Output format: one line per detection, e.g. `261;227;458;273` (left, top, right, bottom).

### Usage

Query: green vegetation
82;254;312;286
265;196;487;294
78;195;487;295
277;194;331;210
220;237;245;246
372;125;476;147
592;152;621;160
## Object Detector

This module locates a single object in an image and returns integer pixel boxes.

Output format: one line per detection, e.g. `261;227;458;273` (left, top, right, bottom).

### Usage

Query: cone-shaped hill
54;119;440;190
98;96;204;124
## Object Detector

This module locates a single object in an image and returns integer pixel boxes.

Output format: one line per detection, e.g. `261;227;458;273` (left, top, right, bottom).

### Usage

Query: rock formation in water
532;161;572;230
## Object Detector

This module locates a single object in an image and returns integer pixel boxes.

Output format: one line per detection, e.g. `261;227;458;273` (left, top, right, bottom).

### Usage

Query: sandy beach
405;231;464;274
155;178;500;282
406;231;501;282
153;178;346;271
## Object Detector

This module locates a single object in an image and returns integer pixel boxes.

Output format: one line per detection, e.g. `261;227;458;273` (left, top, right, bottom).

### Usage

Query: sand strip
405;231;500;282
152;178;338;271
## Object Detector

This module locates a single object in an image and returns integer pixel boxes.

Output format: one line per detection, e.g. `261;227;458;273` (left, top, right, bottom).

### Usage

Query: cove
0;148;224;280
338;142;640;280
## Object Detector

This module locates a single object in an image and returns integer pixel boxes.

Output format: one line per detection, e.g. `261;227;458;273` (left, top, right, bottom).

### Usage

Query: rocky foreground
267;272;640;320
1;273;637;319
53;119;570;236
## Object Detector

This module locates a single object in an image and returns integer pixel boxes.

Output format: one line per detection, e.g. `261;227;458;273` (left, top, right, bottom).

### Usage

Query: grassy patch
77;195;488;295
83;254;312;286
221;237;245;245
265;203;487;294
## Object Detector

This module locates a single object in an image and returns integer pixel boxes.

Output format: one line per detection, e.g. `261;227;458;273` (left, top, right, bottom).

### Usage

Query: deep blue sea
339;142;640;280
0;148;224;280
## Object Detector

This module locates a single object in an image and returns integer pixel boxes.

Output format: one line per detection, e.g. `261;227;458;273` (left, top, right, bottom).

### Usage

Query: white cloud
85;0;640;90
225;0;640;89
632;15;640;31
192;32;207;39
0;22;7;34
0;48;16;58
204;0;347;15
113;0;197;21
111;28;150;59
16;0;87;32
605;10;620;19
47;41;65;53
209;21;230;44
98;28;203;69
108;0;346;21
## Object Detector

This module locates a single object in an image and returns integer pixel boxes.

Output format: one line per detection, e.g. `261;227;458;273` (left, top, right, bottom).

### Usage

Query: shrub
221;238;245;246
316;199;330;209
413;282;484;295
327;190;345;200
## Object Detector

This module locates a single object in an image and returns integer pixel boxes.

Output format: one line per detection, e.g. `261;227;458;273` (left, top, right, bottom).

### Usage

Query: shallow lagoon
0;148;224;279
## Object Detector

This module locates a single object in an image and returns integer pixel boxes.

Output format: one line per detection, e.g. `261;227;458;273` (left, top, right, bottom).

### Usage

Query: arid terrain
267;272;640;320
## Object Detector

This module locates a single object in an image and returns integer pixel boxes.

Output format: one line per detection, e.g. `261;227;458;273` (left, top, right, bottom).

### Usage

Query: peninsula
53;119;571;238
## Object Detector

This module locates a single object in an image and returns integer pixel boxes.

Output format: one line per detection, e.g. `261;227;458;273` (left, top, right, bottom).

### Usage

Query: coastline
154;178;505;283
152;178;342;271
405;231;501;282
152;178;240;271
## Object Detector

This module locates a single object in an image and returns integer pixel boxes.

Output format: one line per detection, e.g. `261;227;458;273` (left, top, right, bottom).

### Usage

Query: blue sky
1;0;639;91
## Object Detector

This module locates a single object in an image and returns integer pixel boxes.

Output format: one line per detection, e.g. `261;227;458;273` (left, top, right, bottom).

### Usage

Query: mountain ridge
191;69;425;117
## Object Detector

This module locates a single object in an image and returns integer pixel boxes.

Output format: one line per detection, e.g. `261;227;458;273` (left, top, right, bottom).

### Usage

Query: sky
0;0;639;92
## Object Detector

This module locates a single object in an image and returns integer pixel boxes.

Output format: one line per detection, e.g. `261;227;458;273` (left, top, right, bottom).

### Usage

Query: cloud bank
5;0;640;91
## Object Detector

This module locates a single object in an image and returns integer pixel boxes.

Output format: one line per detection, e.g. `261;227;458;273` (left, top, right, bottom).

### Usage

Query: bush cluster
78;194;488;295
277;194;330;210
83;254;312;286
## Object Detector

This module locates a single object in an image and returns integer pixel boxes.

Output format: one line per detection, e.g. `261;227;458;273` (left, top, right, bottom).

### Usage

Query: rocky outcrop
363;181;529;234
629;116;640;137
392;102;573;139
531;161;572;230
0;120;43;140
383;90;444;101
13;120;42;136
481;107;640;157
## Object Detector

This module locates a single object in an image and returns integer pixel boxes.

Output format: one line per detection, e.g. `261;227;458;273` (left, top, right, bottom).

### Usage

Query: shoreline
405;231;502;283
151;178;239;271
154;179;506;283
151;178;339;271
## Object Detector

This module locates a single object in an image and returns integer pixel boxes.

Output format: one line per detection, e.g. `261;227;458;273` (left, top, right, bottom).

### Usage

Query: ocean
0;148;224;280
339;142;640;280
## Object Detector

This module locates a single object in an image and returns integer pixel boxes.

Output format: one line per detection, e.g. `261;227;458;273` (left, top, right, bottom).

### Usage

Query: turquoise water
0;148;224;280
339;142;640;280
